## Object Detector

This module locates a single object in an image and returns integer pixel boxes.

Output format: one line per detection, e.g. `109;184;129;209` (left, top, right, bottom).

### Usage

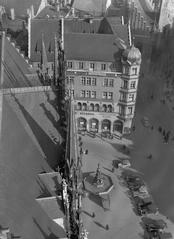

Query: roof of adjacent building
0;0;42;17
73;0;108;16
64;33;126;63
130;0;155;26
31;32;126;69
35;5;69;19
98;17;128;38
0;32;42;89
30;17;128;66
38;172;62;194
36;196;65;219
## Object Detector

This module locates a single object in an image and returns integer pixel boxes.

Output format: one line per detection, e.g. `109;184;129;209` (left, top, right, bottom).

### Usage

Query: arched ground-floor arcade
75;112;133;135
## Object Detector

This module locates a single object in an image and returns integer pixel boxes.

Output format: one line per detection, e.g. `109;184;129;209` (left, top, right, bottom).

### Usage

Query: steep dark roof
64;18;101;33
130;0;155;27
0;32;41;89
64;33;126;63
36;197;65;219
0;0;42;17
35;5;69;19
73;0;108;16
98;17;128;40
38;172;62;194
30;17;128;65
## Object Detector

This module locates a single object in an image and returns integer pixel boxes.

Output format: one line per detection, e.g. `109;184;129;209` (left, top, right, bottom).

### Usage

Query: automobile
133;189;150;198
118;159;131;168
142;217;167;232
134;196;156;215
160;232;173;239
89;131;96;138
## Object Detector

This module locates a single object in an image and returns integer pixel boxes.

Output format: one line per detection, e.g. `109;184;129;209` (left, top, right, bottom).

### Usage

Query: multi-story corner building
28;9;141;135
65;33;141;135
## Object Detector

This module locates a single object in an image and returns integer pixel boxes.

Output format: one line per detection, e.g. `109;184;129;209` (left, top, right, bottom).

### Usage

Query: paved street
81;135;143;239
80;134;174;238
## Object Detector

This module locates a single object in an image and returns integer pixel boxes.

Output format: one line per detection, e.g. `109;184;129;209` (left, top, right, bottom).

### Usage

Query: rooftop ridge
6;34;33;68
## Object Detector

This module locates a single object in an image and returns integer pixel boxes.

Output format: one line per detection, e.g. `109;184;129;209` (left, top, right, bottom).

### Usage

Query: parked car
118;159;131;168
134;196;158;215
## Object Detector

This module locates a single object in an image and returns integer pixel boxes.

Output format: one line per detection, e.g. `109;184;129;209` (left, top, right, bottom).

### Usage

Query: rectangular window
92;78;96;86
66;77;69;85
71;90;74;97
130;81;136;89
126;67;130;75
81;77;86;85
67;61;73;68
91;91;96;98
108;92;113;100
79;62;84;69
132;67;137;75
123;80;128;89
86;77;91;86
109;79;114;87
69;76;74;85
103;78;108;87
119;105;125;115
86;90;91;98
129;93;134;101
128;106;133;115
101;63;106;71
90;62;95;70
102;92;107;99
80;90;85;98
121;92;126;101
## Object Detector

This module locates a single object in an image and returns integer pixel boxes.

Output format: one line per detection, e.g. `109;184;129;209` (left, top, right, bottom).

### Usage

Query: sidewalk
80;134;174;239
80;135;143;239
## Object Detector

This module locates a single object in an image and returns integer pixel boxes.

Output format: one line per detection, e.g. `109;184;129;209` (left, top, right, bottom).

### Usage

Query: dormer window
79;62;84;69
101;63;106;71
90;62;95;70
67;61;73;69
132;67;137;75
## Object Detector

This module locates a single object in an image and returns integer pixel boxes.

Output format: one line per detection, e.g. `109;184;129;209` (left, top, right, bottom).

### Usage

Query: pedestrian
92;212;95;218
147;154;152;160
151;125;154;130
158;126;162;133
112;166;115;173
132;125;136;131
80;147;83;155
105;224;109;230
163;130;166;137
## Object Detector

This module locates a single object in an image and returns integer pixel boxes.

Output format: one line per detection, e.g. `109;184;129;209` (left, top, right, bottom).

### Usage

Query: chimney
10;8;15;20
61;17;64;50
121;15;124;25
72;7;75;17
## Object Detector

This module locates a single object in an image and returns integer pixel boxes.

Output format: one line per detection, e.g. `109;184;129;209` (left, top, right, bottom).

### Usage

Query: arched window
89;103;94;111
102;119;111;132
77;117;87;131
108;105;112;112
77;102;82;110
89;118;99;132
94;104;100;112
82;103;87;111
113;120;123;134
102;104;107;112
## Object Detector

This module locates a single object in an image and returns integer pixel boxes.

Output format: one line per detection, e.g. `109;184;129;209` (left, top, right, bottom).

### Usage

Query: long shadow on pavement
93;221;106;230
12;95;63;170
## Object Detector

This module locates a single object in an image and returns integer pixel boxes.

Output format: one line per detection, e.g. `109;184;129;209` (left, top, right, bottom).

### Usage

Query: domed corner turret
122;44;142;65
